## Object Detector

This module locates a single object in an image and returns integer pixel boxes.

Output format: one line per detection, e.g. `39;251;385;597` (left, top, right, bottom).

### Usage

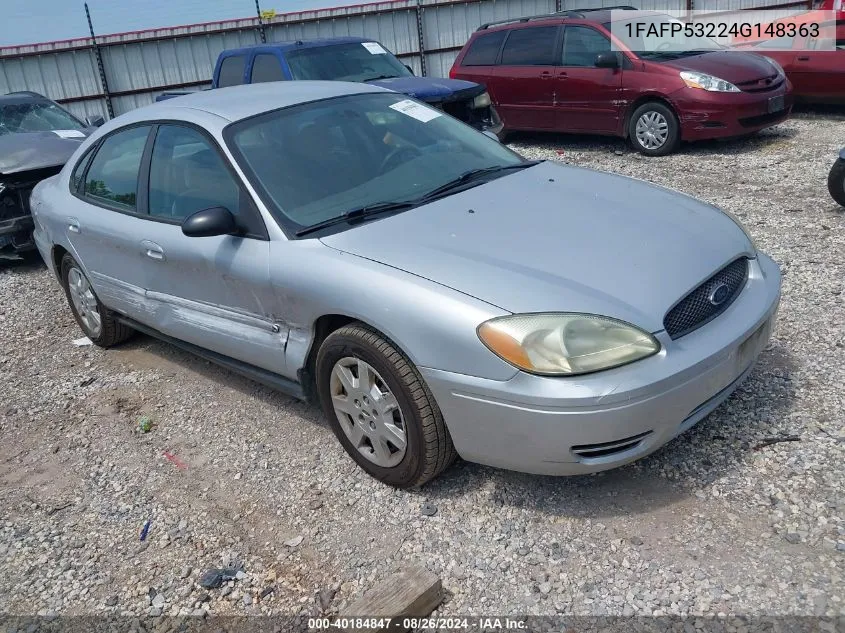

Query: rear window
217;55;246;87
501;26;559;65
462;31;507;65
251;54;285;83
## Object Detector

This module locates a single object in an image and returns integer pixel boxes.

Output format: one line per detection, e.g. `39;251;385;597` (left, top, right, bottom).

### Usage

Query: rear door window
462;31;507;65
82;125;150;211
251;54;285;83
217;55;246;87
500;26;559;65
562;26;612;67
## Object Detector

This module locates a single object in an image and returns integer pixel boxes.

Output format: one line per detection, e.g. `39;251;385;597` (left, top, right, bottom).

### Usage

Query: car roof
0;92;53;105
117;81;387;127
220;36;375;57
476;8;664;33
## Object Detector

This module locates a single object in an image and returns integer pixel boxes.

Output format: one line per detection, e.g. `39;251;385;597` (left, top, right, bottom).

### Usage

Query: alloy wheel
67;266;102;337
329;356;407;468
635;111;669;150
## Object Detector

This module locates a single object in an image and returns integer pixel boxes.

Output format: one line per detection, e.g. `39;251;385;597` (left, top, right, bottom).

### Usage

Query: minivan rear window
217;55;246;87
462;31;507;65
501;26;559;65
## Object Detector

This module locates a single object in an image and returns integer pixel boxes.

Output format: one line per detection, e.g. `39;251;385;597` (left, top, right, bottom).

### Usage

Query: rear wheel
315;323;456;488
828;158;845;207
628;102;679;156
60;253;133;348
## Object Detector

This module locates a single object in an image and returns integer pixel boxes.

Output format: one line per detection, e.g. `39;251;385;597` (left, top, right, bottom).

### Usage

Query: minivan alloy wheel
67;266;102;337
635;111;669;150
330;356;407;467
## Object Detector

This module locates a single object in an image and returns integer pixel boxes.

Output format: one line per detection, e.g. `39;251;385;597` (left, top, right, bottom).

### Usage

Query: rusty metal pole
255;0;267;43
415;0;427;77
84;3;114;119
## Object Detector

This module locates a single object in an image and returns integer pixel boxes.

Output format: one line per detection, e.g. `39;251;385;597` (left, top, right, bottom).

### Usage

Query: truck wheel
61;253;133;347
828;158;845;207
316;323;456;488
629;102;679;156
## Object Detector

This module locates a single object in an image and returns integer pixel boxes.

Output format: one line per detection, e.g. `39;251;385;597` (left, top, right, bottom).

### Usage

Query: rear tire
60;253;133;348
315;323;456;488
828;158;845;207
628;102;680;156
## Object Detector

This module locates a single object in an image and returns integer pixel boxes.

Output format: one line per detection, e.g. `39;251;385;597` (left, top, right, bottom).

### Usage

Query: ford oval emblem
709;283;730;306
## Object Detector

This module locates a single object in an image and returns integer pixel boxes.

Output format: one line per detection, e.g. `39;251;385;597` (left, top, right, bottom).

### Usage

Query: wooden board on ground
342;564;443;632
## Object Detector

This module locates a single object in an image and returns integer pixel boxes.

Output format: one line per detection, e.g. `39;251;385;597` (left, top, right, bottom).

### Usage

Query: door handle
558;72;568;79
67;218;81;234
140;240;165;261
797;56;810;61
540;71;553;79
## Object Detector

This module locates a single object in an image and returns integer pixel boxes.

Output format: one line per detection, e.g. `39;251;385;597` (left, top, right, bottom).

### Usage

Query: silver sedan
30;81;781;487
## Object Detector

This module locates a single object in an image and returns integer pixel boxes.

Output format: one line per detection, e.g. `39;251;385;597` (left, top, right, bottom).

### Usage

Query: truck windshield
285;42;413;82
0;101;86;135
226;92;525;235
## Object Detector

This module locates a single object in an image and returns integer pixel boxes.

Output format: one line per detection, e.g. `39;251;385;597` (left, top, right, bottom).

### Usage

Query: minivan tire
316;323;456;488
628;102;680;156
60;253;134;348
828;158;845;207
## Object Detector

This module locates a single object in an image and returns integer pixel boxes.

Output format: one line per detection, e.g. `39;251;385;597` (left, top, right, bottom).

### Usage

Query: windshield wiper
362;74;399;82
295;200;417;237
418;161;542;203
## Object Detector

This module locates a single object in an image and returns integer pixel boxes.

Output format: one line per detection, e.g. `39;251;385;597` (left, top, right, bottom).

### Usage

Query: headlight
764;56;784;76
680;70;740;93
471;91;492;109
477;313;660;376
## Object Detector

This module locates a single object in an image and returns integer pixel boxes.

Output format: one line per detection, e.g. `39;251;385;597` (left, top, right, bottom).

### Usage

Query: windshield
610;16;723;59
226;92;524;234
0;101;86;135
285;42;413;82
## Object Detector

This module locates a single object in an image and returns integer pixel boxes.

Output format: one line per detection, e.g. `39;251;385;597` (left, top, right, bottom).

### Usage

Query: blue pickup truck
157;37;502;135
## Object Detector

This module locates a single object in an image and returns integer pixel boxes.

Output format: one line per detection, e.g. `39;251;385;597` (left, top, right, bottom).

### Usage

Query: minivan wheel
827;158;845;207
315;323;456;488
629;102;679;156
60;253;133;347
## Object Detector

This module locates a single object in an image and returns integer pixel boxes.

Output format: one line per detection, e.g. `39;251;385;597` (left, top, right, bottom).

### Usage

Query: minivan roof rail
477;6;637;30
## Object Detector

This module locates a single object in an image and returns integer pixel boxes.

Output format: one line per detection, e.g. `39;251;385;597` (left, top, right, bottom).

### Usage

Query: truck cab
208;38;502;135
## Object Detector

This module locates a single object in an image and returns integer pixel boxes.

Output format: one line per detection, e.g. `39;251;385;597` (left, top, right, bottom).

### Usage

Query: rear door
556;25;623;132
788;33;845;101
136;123;286;374
65;124;155;321
487;25;561;130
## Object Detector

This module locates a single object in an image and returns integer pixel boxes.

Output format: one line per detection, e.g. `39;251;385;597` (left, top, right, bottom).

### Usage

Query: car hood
367;76;485;103
662;50;778;83
0;130;89;176
320;162;753;333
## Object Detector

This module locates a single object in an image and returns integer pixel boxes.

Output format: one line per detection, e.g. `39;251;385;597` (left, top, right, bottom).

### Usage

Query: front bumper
675;82;793;142
421;253;782;476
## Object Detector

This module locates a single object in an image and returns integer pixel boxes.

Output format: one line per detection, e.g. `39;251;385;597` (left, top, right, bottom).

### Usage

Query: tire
628;102;680;156
827;158;845;207
315;323;456;488
60;253;134;348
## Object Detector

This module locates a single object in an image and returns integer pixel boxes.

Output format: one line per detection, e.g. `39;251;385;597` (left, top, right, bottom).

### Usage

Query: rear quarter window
251;54;285;83
462;30;507;65
217;55;246;87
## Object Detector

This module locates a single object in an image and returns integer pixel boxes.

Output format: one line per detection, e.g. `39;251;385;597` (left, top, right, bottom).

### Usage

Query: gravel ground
1;110;843;626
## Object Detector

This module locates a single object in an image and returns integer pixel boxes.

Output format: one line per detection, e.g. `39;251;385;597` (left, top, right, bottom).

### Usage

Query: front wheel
315;323;456;488
628;102;680;156
827;158;845;207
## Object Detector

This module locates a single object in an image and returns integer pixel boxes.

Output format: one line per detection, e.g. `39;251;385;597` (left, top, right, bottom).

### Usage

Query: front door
556;25;624;133
487;25;561;130
137;123;287;375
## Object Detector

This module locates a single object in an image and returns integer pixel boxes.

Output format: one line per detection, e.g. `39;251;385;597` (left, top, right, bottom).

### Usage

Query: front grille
736;74;783;93
663;258;749;339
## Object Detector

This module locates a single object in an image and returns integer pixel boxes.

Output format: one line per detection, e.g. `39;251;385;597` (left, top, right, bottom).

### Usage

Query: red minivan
450;8;794;155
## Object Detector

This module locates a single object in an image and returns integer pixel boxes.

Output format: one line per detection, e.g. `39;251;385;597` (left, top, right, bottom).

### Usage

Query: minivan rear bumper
673;81;793;141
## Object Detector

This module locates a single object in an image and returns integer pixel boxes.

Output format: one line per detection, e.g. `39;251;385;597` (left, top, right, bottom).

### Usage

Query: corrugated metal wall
0;0;810;121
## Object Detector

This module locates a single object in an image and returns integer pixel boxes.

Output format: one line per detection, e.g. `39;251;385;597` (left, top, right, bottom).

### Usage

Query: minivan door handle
797;56;810;61
140;240;165;261
540;70;553;79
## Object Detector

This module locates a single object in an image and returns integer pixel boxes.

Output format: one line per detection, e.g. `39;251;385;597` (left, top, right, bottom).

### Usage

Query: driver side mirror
595;52;620;69
182;206;238;237
85;115;105;128
404;64;415;75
